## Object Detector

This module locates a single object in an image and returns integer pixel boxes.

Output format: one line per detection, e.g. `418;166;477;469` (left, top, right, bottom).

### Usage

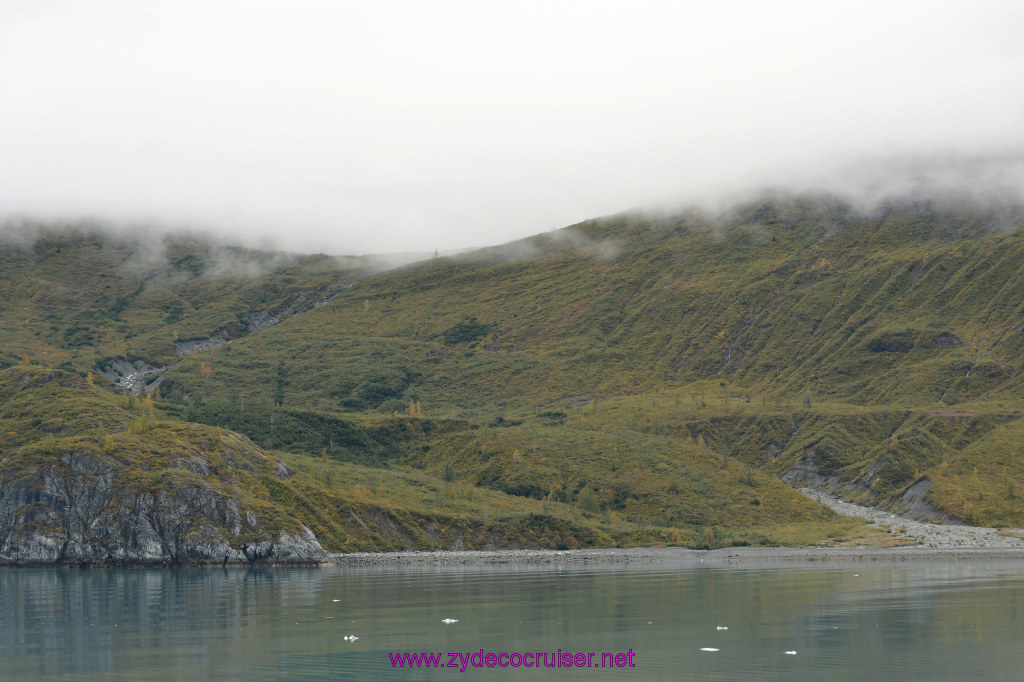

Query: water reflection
1;560;1022;680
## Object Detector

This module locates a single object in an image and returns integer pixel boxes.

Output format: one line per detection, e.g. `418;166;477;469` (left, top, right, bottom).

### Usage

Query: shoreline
6;493;1024;568
2;546;1023;568
328;545;1024;567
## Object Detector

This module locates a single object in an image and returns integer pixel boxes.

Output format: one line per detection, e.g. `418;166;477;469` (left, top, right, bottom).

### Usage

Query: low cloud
2;2;1021;255
454;227;620;265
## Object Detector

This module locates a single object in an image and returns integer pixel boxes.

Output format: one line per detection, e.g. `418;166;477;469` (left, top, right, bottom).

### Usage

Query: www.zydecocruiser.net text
389;649;637;671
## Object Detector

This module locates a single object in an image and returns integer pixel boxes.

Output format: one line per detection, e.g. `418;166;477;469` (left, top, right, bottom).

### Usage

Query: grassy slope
0;226;378;371
1;366;861;552
163;201;1024;409
157;197;1024;526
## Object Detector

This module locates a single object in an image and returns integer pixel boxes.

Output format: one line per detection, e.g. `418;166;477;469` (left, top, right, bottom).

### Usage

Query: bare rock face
781;454;840;491
95;358;165;395
173;334;230;357
784;453;956;524
248;527;326;562
0;448;327;565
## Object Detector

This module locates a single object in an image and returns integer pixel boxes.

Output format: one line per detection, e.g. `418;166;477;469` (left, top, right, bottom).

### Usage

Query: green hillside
2;194;1022;560
0;224;382;373
154;196;1024;525
162;197;1024;410
2;365;858;561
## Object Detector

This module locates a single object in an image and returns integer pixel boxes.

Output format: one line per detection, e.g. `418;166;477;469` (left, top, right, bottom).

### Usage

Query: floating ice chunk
700;648;719;652
442;618;459;624
716;626;728;630
785;651;797;655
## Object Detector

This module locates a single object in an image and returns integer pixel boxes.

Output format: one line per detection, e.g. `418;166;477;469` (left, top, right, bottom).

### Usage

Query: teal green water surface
2;559;1023;680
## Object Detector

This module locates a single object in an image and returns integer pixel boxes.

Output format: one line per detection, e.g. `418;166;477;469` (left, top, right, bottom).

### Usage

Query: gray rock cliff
1;437;327;565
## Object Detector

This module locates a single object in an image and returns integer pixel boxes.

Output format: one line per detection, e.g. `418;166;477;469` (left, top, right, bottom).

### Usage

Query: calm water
2;558;1023;680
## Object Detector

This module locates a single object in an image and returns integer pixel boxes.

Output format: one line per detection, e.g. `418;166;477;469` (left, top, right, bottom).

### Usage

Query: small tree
576;487;601;513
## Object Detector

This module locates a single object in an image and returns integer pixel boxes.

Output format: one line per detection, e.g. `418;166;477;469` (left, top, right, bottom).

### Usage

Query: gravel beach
798;488;1024;549
329;545;1024;567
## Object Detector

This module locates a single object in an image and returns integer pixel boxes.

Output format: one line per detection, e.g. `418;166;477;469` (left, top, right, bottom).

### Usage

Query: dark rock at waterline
0;449;327;565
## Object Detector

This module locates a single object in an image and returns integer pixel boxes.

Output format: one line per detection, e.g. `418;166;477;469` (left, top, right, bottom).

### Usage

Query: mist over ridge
5;152;1023;269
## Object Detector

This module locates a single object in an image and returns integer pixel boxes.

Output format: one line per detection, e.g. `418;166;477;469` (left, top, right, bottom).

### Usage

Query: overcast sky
2;1;1023;254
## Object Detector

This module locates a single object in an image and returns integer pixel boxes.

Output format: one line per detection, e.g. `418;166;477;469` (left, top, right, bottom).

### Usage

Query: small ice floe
716;626;729;630
442;618;459;624
700;648;719;652
784;651;797;655
344;635;359;641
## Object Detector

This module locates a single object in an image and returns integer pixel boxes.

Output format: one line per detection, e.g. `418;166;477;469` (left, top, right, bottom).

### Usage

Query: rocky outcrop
313;281;359;309
933;332;963;347
96;358;165;395
781;454;837;490
783;455;956;524
247;290;316;332
893;477;948;522
0;366;329;565
174;334;230;357
171;285;358;359
0;447;327;565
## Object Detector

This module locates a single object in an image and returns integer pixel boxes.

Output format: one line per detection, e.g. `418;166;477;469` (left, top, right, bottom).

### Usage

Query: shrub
576;487;601;513
442;318;490;346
